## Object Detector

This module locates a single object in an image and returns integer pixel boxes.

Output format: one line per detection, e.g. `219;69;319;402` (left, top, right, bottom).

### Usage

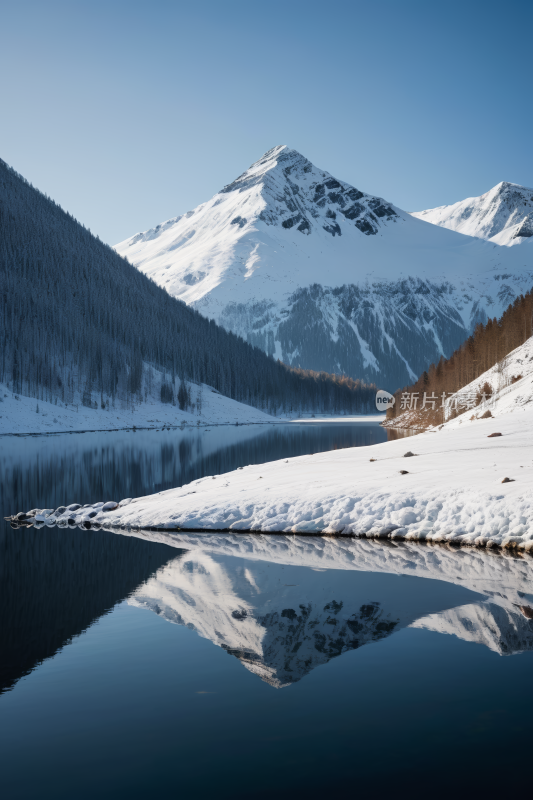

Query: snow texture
115;147;533;387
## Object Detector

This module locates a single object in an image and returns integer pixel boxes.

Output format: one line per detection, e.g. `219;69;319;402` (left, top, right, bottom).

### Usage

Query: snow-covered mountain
412;181;533;247
116;147;533;389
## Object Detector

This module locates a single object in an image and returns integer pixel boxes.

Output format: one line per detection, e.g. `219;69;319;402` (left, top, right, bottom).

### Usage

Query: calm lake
1;421;532;799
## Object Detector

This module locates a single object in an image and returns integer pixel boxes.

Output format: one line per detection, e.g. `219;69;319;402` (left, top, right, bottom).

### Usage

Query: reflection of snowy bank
126;533;533;686
100;404;533;550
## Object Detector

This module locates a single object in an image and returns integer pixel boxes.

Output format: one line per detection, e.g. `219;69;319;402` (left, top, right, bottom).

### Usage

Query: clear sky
1;0;532;245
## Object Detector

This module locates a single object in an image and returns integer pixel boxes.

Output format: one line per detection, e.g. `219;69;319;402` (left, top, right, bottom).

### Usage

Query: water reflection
0;422;388;518
2;424;532;800
126;532;533;685
0;526;179;695
0;422;388;695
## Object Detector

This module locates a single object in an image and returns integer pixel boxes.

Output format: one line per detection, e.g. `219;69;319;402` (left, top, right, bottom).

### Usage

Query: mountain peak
219;144;314;195
216;144;399;237
114;148;533;388
412;181;533;245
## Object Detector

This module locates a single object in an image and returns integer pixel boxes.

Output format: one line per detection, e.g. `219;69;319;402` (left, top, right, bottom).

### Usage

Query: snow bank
19;401;531;550
11;341;533;551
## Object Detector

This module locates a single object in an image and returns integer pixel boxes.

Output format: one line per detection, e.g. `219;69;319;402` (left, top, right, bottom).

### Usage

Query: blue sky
1;0;532;244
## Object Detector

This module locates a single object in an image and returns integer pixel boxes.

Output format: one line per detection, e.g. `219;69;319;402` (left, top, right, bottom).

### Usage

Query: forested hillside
385;290;533;426
0;158;376;415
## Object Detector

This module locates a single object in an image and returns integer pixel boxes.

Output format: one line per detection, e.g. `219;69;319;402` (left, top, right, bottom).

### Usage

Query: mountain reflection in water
2;425;533;800
125;532;533;686
0;422;392;696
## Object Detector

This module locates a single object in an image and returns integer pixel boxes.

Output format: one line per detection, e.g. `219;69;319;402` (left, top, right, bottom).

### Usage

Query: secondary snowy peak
412;181;533;246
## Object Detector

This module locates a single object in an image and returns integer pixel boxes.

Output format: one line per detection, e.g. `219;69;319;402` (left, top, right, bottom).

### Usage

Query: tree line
385;289;533;424
0;158;377;416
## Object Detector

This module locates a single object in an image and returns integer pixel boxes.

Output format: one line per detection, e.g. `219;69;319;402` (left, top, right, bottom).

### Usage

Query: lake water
1;422;532;799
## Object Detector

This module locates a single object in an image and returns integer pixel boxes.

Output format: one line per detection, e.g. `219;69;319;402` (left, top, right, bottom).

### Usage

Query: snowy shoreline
0;381;384;436
9;337;533;552
0;412;384;437
10;403;533;552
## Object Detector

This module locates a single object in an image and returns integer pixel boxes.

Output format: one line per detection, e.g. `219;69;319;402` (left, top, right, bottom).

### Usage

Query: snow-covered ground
16;339;533;550
0;381;273;434
93;410;533;550
412;181;533;246
25;392;533;550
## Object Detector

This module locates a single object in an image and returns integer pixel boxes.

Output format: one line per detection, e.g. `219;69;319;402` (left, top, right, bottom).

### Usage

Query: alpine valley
116;146;533;390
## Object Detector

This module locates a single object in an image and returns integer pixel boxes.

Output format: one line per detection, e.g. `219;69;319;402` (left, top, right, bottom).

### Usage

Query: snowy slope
381;334;533;433
0;376;273;435
115;147;533;389
442;335;533;426
412;182;533;246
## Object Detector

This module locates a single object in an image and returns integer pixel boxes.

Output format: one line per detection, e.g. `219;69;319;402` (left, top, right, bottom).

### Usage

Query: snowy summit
116;147;533;388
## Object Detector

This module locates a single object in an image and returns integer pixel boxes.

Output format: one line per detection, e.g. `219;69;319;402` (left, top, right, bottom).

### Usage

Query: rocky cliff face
116;148;533;389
